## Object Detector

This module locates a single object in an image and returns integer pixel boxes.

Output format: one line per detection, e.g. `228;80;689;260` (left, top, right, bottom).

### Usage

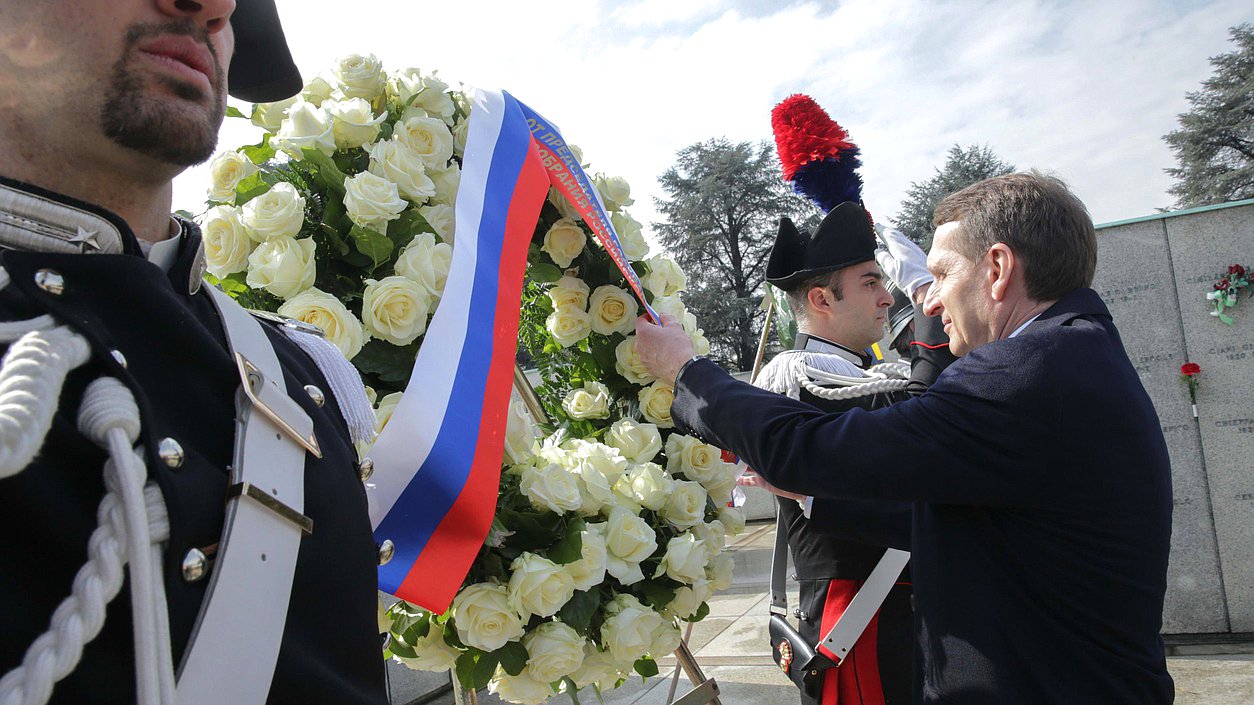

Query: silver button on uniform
158;438;185;468
34;269;65;295
377;539;395;566
358;457;374;482
304;384;325;407
182;548;207;582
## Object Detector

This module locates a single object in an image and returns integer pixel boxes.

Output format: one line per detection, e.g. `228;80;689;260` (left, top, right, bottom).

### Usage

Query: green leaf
300;148;348;194
548;517;586;565
637;580;677;610
633;657;659;678
590;336;618;372
225;105;248;119
350;225;394;267
472;653;498;689
388;638;418;659
564;677;583;705
353;339;421;384
233;172;270;205
455;652;478;690
494;641;529;676
530;262;563;283
557;590;599;637
239;134;276;165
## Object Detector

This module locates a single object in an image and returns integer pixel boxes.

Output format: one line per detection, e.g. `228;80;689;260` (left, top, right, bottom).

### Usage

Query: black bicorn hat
227;0;303;103
765;202;878;290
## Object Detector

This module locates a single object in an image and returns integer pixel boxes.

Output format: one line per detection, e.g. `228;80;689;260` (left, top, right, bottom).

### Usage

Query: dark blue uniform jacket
672;288;1174;705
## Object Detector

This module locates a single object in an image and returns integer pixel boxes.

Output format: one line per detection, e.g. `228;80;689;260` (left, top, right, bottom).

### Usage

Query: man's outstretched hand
738;471;806;502
634;313;697;385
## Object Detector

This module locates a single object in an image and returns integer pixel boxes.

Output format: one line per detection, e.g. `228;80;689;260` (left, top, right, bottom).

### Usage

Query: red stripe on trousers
816;579;886;705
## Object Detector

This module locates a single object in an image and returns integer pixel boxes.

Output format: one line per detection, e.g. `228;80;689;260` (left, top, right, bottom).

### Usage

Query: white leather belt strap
175;287;318;705
769;500;909;666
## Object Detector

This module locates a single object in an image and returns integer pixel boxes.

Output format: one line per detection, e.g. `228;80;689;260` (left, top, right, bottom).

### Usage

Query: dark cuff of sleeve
675;355;704;386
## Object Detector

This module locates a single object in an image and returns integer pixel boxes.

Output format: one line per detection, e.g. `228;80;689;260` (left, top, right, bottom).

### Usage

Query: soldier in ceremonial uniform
0;2;388;704
747;203;952;705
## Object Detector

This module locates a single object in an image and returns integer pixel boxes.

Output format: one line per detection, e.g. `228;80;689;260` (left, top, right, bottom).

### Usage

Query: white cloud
174;0;1253;249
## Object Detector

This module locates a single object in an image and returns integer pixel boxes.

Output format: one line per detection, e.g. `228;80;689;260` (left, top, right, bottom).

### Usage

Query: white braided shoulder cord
797;361;911;400
0;269;173;705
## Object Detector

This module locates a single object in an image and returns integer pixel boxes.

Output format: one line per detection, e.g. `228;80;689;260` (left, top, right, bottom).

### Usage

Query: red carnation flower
1230;264;1247;277
1215;279;1230;290
1181;362;1201;376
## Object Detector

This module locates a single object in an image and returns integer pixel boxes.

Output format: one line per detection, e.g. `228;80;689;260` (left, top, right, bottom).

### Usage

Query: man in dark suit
634;172;1175;704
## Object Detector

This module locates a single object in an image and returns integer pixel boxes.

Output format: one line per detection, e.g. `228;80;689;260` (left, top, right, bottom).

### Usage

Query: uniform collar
793;332;872;368
0;175;207;293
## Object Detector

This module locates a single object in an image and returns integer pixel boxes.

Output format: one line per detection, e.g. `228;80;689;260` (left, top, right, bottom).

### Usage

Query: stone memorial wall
1094;198;1254;635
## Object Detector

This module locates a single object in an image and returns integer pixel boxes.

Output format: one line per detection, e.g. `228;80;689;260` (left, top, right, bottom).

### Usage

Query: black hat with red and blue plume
766;94;877;290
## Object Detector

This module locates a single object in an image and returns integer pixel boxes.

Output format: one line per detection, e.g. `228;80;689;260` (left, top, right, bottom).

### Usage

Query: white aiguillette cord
175;288;319;705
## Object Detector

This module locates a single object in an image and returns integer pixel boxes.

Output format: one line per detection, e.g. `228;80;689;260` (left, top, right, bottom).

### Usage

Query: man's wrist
672;356;702;383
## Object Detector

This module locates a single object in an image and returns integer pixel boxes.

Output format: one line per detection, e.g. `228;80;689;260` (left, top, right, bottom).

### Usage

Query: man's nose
922;287;942;317
156;0;236;33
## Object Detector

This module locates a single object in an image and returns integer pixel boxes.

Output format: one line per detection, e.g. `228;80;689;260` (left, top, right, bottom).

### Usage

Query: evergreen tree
654;139;807;371
1165;24;1254;208
892;144;1015;250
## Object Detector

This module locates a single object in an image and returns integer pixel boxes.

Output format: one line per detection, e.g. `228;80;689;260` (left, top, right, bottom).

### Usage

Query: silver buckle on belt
227;481;314;535
235;352;322;458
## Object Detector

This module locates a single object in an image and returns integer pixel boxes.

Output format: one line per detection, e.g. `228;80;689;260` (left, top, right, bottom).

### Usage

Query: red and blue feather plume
771;94;863;211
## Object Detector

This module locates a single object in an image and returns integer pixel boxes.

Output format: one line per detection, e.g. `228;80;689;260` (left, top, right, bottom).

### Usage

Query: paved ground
396;520;1254;704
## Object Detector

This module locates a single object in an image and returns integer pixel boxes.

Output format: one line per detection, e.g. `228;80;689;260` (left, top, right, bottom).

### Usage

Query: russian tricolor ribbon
369;89;658;612
368;89;548;611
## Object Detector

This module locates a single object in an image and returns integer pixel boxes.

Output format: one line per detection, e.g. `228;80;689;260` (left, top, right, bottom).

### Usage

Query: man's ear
806;285;831;313
987;243;1016;302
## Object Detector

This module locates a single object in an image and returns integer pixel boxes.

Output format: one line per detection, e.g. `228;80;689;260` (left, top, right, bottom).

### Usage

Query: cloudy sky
175;0;1251;242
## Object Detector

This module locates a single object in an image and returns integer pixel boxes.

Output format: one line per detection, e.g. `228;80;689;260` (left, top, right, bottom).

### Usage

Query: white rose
519;462;582;514
388;67;426;103
601;508;657;585
718;506;746;536
690;521;726;554
393;620;459;673
332;53;385;100
611;211;649;261
572;455;615;516
593;174;633;211
571;645;620;690
368;139;436;203
605;418;661;464
547;276;589;310
246;236;316;299
301;74;335;106
649;620;682;657
655;533;709;584
250;95;297;132
452;118;470;158
545;304;592;348
201;205;252;277
651;295;687;324
707;550;735;591
415;74;456;122
638;381;675;429
565;439;629;485
207;150;259;203
277;287;367;360
704;463;739;506
395;116;455;170
588;285;638;337
643;255;686;297
394;232;452;304
663;581;710;621
274;100;335;158
451;582;526;652
324;97;386;149
344;171;407;233
374;391;403;434
691;330;711;356
661;480;708;530
601;594;663;668
362;276;431;345
240;182;305;242
419;203;455;243
541;218;587;269
503;399;541;465
523;621;586;683
613;335;656;385
561;381;611;420
664;434;723;485
547;187;582;222
488;666;554;705
567;527;607;591
615;462;673;511
428;162;461;206
508;553;576;620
